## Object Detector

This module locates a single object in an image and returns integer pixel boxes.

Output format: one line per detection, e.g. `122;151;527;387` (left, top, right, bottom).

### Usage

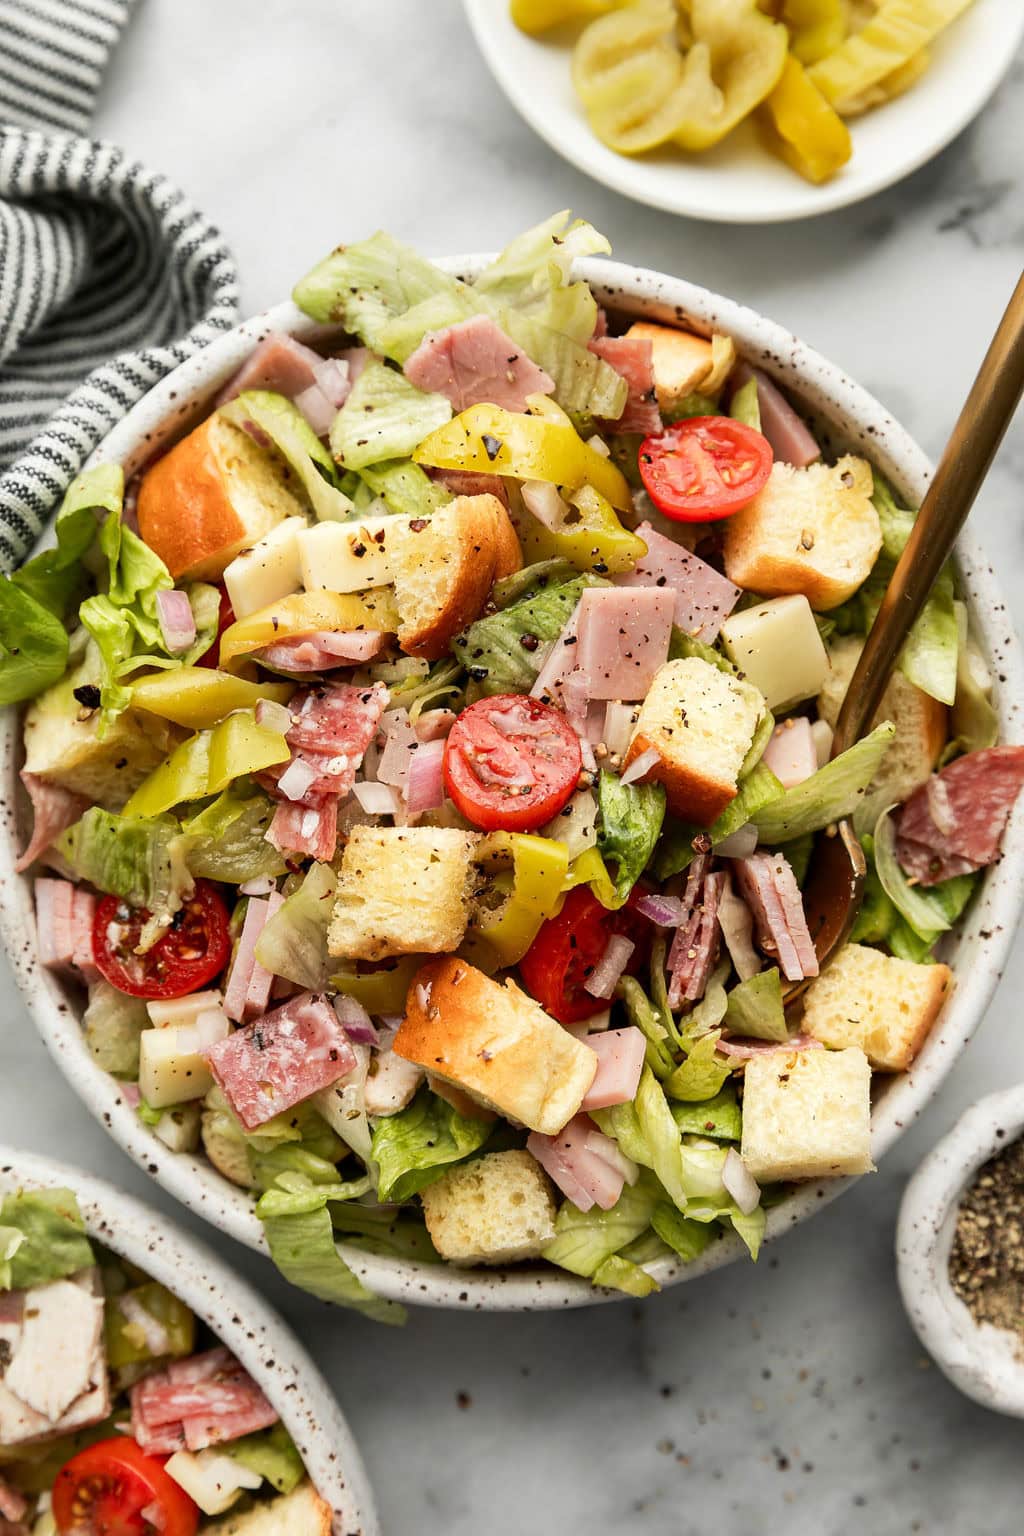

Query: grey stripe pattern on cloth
0;0;239;573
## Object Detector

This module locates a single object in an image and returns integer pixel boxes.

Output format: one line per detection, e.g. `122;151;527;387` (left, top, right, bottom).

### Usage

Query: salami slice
259;681;388;806
205;992;356;1130
897;746;1024;886
267;800;339;864
132;1346;278;1455
15;772;88;874
182;1394;279;1453
668;870;723;1007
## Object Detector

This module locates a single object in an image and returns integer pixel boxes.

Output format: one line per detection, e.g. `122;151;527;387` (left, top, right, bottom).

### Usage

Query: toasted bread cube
389;494;521;660
621;656;765;825
624;322;735;409
138;415;306;581
817;633;946;814
802;943;953;1073
327;826;479;962
394;957;597;1135
740;1046;873;1181
719;593;829;712
723;456;882;611
420;1149;558;1265
202;1481;332;1536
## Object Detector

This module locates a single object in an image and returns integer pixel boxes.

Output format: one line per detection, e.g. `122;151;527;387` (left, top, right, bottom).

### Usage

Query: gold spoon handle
833;269;1024;757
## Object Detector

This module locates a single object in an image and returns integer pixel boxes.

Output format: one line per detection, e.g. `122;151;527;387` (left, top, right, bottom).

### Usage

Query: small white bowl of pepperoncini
897;1084;1024;1417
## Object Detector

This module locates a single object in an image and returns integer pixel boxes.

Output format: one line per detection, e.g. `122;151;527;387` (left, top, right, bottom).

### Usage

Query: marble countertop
3;3;1024;1531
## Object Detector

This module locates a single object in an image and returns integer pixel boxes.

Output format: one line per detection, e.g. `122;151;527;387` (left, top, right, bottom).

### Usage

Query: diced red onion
120;1082;142;1108
633;892;684;927
521;479;569;532
293;383;337;438
602;701;637;758
585;934;635;1000
716;1033;821;1060
239;876;276;896
276;756;319;802
254;698;294;734
620;748;659;786
405;736;446;813
156;589;196;655
335;994;380;1046
722;1148;761;1215
714;822;759;859
313;356;351;408
352;781;401;815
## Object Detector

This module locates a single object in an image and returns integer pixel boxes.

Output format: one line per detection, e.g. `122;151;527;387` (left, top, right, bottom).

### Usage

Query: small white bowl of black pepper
897;1085;1024;1416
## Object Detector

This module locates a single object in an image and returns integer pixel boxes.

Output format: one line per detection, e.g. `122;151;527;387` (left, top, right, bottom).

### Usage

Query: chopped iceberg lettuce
615;975;676;1077
752;722;895;843
83;981;148;1079
224;1425;305;1496
358;458;451;517
664;1032;732;1103
455;573;601;695
0;1189;94;1291
670;1086;742;1142
597;770;666;903
254;862;335;990
873;808;977;945
222;391;353;521
59;807;192;920
542;1174;659;1278
371;1090;493;1205
651;1202;715;1262
182;789;288;884
723;968;787;1042
655;762;784;878
330;360;452;471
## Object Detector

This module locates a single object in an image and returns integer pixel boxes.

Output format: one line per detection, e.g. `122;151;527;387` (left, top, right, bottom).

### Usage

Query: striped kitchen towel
0;0;240;573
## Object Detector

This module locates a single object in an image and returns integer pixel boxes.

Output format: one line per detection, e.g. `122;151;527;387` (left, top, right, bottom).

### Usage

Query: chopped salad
5;212;1023;1319
0;1187;330;1536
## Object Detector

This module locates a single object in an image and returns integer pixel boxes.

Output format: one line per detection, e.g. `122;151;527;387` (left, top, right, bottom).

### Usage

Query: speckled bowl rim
1;254;1023;1312
0;1145;379;1532
896;1086;1024;1417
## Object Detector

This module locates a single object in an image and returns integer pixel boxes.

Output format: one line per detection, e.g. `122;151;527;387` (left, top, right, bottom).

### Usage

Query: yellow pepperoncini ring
414;403;631;511
513;482;647;576
759;53;852;184
218;589;399;671
563;844;624;910
807;0;968;114
782;0;846;66
330;955;424;1015
468;832;571;968
122;710;290;819
510;0;624;34
105;1281;196;1367
130;667;294;730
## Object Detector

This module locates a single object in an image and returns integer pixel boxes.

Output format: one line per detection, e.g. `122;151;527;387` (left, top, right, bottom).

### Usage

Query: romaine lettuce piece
328;1203;442;1264
258;1195;405;1325
358;458;451;517
224;1425;305;1496
615;975;676;1076
371;1091;493;1205
723;968;787;1041
59;807;192;919
597;771;666;903
182;789;287;884
330;360;452;472
474;211;611;308
542;1174;659;1278
752;721;895;843
222;391;353;521
254;862;335;990
651;1201;715;1262
8;463;118;621
83;981;148;1079
455;573;600;695
0;1189;94;1291
664;1033;732;1102
670;1086;742;1142
592;1253;660;1296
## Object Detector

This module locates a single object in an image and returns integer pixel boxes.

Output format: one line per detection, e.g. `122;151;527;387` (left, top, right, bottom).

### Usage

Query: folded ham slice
731;363;821;468
580;1027;646;1111
216;333;332;406
34;878;96;979
255;630;386;671
527;1114;636;1212
589;335;662;436
404;315;555;412
16;772;87;873
717;1033;821;1060
0;1479;27;1525
131;1347;278;1457
223;891;284;1023
896;745;1024;886
761;718;817;789
732;852;818;981
574;586;674;701
614;522;740;642
205;992;356;1130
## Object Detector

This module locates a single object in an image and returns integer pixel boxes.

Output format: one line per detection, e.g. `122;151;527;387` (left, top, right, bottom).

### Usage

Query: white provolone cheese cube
719;594;829;711
146;989;223;1029
165;1450;262;1516
298;517;397;594
138;1009;228;1108
223;516;307;619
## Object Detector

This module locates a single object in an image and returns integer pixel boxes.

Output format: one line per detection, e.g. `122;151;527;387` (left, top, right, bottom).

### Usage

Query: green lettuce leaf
615;975;676;1077
182;789;287;884
254;862;335;990
729;377;761;430
655;762;784;878
329;360;452;471
259;1198;404;1325
542;1175;659;1278
222;391;353;522
849;831;897;944
359;459;451;517
596;771;666;903
723;968;787;1042
873;807;977;944
59;807;192;920
670;1086;742;1142
668;626;738;673
8;463;118;620
664;1033;732;1103
948;601;998;758
651;1202;715;1262
727;1203;766;1261
0;1189;94;1291
752;722;896;844
371;1090;493;1205
79;506;181;718
0;580;70;706
83;981;148;1079
593;1068;689;1210
592;1253;659;1296
455;573;601;695
329;1203;441;1264
224;1424;305;1496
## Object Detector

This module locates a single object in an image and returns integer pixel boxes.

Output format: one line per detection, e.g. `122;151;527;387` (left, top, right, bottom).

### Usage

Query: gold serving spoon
798;269;1024;986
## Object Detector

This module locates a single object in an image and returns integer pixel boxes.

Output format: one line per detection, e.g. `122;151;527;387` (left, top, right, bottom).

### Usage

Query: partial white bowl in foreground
897;1086;1024;1417
462;0;1024;223
1;255;1023;1313
0;1146;379;1533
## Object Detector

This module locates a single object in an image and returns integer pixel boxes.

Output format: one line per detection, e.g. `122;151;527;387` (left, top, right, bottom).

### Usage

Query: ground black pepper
949;1138;1024;1346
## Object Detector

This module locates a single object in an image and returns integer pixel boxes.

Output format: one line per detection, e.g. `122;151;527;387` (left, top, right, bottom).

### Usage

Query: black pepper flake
73;684;101;709
482;434;502;461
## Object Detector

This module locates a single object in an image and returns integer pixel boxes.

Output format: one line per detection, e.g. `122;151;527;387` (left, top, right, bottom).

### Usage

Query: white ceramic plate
462;0;1024;223
0;1146;379;1534
2;256;1023;1312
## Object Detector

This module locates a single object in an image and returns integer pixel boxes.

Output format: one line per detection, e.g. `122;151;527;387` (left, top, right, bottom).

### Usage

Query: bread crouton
327;826;479;962
740;1045;873;1182
817;633;946;812
420;1149;557;1265
801;943;952;1073
394;957;597;1135
138;414;306;581
389;494;521;660
624;322;735;409
202;1481;332;1536
722;456;882;611
621;656;765;825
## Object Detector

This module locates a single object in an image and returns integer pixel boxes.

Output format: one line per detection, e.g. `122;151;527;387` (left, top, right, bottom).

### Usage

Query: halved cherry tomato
52;1436;199;1536
518;885;650;1023
443;695;582;833
92;880;231;1000
197;585;235;669
638;416;773;522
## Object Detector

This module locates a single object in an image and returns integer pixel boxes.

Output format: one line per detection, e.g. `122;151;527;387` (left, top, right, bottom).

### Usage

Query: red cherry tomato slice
52;1437;200;1536
92;880;231;1000
443;695;582;833
197;585;235;669
638;416;773;522
518;885;650;1023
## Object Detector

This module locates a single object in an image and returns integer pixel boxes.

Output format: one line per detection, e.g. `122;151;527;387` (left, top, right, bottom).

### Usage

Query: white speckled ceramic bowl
2;256;1023;1312
0;1146;379;1533
897;1087;1024;1417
